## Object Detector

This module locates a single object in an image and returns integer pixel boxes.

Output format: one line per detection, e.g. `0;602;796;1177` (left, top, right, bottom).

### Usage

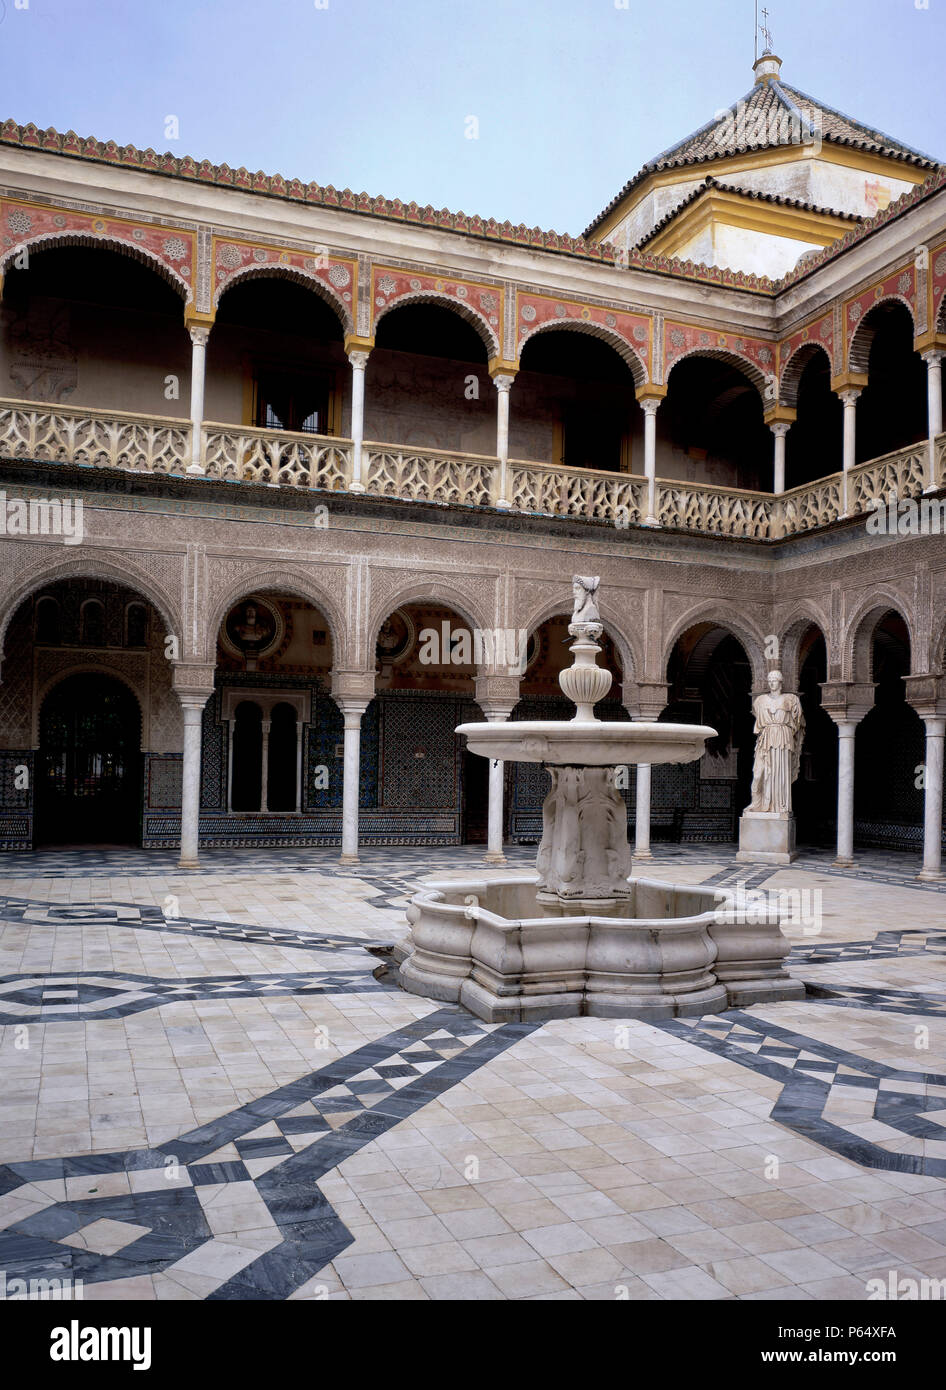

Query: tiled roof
0;118;943;301
0;118;616;266
584;76;941;237
634;175;864;250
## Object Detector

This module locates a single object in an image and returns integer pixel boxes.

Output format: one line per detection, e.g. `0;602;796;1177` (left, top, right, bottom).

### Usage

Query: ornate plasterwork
200;559;349;667
663;321;776;395
370;267;502;356
211;236;355;329
0;198;195;302
931;238;946;334
515;292;650;384
32;649;150;750
778;313;836;396
845;265;917;371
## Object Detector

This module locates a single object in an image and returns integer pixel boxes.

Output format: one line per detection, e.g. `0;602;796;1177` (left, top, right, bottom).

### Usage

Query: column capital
633;681;668;720
480;702;516;723
637;386;667;410
904;673;946;719
184;310;215;340
172;663;216;703
831;371;868;398
331;668;376;705
819;680;873;725
920;347;946;366
475;674;521;710
488;357;519;381
914;329;946;356
764;406;795;431
344;334;374;358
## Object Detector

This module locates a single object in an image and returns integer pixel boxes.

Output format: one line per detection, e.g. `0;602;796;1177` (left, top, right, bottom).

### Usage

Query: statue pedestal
737;811;797;865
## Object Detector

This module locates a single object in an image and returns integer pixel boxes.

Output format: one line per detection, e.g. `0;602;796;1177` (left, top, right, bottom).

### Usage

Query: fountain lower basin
397;872;803;1022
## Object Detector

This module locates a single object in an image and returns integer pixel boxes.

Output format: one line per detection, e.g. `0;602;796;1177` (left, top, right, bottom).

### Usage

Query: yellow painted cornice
488;357;519;379
764;404;797;426
914;329;946;354
643;190;858;259
591;143;929;242
831;371;869;393
636;383;667;401
344;334;375;355
184;309;215;331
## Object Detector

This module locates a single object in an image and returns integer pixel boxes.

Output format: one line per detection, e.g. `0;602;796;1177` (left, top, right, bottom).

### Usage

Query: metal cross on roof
760;7;773;53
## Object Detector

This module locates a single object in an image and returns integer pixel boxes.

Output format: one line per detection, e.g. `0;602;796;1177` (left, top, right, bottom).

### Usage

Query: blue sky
1;0;943;235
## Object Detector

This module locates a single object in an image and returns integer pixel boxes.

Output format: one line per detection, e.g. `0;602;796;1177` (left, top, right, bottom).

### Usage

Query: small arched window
35;596;61;646
79;599;105;647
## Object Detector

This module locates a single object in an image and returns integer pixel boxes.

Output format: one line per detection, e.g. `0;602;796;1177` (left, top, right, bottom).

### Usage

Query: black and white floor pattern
2;844;946;1298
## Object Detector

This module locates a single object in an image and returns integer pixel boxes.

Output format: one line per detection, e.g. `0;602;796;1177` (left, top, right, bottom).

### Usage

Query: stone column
919;716;945;880
628;689;666;861
177;695;210;869
172;665;215;869
259;718;271;814
634;763;652;859
923;349;944;493
834;721;858;866
295;716;303;814
770;421;791;495
638;390;665;527
822;685;873;869
347;350;370;493
480;703;514;864
839;388;861;517
491;373;515;509
338;701;368;864
187;323;211;475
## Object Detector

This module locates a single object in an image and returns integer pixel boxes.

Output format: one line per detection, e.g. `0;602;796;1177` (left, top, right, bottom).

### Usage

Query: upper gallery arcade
0;47;945;877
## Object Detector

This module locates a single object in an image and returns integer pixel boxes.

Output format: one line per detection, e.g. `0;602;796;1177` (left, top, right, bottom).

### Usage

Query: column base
339;852;360;865
632;849;653;861
177;858;200;870
348;481;366;494
833;856;855;868
917;868;945;881
484;851;507;865
495;497;511;509
642;516;659;528
185;464;205;476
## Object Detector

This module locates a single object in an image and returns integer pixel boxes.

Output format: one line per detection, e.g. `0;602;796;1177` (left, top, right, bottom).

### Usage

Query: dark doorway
231;701;263;811
462;748;490;843
36;674;142;845
793;633;838;846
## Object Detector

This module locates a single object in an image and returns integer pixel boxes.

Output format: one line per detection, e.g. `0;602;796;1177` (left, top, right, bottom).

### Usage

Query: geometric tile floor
3;843;946;1300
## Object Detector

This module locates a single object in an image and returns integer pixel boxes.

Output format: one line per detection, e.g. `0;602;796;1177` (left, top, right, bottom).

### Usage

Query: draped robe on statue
747;693;804;815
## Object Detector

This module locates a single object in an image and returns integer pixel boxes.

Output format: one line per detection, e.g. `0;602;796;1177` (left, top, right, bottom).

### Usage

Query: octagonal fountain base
396;873;804;1023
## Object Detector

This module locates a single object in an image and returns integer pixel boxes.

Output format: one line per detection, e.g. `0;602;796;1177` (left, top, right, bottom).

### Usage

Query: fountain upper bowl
455;720;716;766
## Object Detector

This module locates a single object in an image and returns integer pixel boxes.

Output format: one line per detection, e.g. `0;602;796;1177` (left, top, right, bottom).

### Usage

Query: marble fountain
396;577;804;1022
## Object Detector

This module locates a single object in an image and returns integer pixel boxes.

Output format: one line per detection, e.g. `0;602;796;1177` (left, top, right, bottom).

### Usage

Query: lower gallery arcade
0;549;941;877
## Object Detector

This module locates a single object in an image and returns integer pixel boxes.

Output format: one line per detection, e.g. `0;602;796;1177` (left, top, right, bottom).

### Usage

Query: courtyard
2;844;946;1302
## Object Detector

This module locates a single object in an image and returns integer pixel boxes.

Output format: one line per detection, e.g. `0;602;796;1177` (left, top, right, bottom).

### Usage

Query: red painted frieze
516;291;651;377
371;266;503;344
664;320;776;384
0;198;196;300
779;312;835;376
844;263;917;358
212;237;356;318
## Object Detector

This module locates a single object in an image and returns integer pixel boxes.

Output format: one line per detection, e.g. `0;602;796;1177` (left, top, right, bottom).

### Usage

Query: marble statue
746;670;805;815
571;575;601;627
